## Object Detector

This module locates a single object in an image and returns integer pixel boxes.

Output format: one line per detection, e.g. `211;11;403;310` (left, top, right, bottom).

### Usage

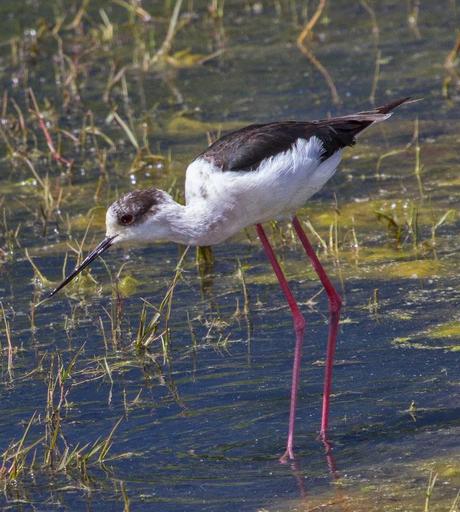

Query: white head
49;187;180;297
105;187;176;244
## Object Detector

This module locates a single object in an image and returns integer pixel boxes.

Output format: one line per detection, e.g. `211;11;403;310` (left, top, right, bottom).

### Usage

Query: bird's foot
279;446;295;464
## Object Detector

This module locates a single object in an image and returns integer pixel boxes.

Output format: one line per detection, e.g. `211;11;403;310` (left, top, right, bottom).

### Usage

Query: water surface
0;1;459;510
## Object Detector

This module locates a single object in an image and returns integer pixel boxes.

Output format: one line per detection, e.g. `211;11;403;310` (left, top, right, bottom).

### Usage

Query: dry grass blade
375;122;417;178
359;0;380;42
66;0;90;30
298;0;326;43
449;490;460;512
135;247;190;352
98;416;123;462
431;209;456;248
113;111;139;151
445;33;460;69
297;0;341;105
413;117;424;198
407;0;422;39
304;219;328;254
0;301;14;379
359;0;381;104
424;471;438;512
28;88;72;167
61;343;86;383
12;152;46;189
0;411;44;480
236;259;250;317
112;0;152;22
150;0;183;66
442;32;460;97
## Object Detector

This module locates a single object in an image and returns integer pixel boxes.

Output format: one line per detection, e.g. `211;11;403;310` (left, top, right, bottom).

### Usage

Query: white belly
184;137;342;244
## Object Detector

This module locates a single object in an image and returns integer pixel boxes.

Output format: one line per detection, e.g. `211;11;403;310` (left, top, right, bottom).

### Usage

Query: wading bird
49;98;412;462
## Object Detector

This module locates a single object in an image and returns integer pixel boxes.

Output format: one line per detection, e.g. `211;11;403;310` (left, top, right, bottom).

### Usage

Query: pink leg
292;216;342;438
256;224;306;463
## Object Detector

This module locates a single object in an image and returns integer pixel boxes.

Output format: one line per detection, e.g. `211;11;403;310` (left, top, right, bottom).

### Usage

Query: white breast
184;137;342;243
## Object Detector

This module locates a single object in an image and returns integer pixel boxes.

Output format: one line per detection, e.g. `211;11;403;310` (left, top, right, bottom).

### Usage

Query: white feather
108;137;343;246
182;137;342;243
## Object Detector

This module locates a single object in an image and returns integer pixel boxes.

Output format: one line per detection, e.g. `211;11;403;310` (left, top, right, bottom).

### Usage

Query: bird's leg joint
293;313;306;334
328;291;342;315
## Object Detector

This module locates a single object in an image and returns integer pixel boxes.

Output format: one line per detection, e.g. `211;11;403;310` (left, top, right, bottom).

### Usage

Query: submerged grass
0;0;459;510
0;348;124;487
134;246;190;355
0;301;14;380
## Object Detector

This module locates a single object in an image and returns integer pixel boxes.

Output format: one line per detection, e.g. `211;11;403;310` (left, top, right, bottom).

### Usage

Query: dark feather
112;188;164;225
198;97;412;172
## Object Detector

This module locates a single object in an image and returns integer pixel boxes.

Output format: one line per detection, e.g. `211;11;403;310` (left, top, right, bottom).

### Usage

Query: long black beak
48;235;117;298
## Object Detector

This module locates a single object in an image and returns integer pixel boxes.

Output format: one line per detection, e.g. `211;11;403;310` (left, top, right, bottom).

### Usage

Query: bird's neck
160;198;236;246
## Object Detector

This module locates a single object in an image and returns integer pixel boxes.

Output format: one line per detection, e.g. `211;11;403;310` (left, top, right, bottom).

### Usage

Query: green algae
25;248;102;298
118;275;140;297
437;463;460;479
429;321;460;339
388;311;413;321
392;319;460;351
166;115;245;136
351;246;411;263
70;206;107;231
242;246;449;288
0;1;459;511
383;259;444;279
268;447;460;511
307;198;446;231
165;48;223;69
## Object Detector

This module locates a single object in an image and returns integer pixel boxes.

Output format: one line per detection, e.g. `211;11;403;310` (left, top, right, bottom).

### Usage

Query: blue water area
0;0;459;510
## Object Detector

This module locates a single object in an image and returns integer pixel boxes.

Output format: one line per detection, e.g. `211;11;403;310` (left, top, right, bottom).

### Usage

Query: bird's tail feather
371;97;415;114
317;97;416;149
329;97;415;125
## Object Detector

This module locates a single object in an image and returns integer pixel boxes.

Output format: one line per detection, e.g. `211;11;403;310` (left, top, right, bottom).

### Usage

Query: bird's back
184;98;411;239
196;97;410;173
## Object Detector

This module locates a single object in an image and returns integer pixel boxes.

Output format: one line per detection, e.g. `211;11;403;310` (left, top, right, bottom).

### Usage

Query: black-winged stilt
49;97;412;462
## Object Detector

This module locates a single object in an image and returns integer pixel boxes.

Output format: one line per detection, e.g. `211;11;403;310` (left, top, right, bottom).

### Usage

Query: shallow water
0;1;459;510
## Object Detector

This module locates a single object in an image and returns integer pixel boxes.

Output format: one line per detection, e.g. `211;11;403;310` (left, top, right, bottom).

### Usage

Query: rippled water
0;1;459;510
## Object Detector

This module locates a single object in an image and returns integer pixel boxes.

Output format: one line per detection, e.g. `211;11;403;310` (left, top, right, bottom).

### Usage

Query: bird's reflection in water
286;436;354;511
196;245;215;297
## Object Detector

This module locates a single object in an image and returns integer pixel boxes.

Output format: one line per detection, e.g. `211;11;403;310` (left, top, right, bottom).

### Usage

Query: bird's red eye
120;214;134;225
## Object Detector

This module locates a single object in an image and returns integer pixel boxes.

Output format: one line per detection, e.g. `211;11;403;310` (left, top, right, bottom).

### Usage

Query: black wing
198;98;411;172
